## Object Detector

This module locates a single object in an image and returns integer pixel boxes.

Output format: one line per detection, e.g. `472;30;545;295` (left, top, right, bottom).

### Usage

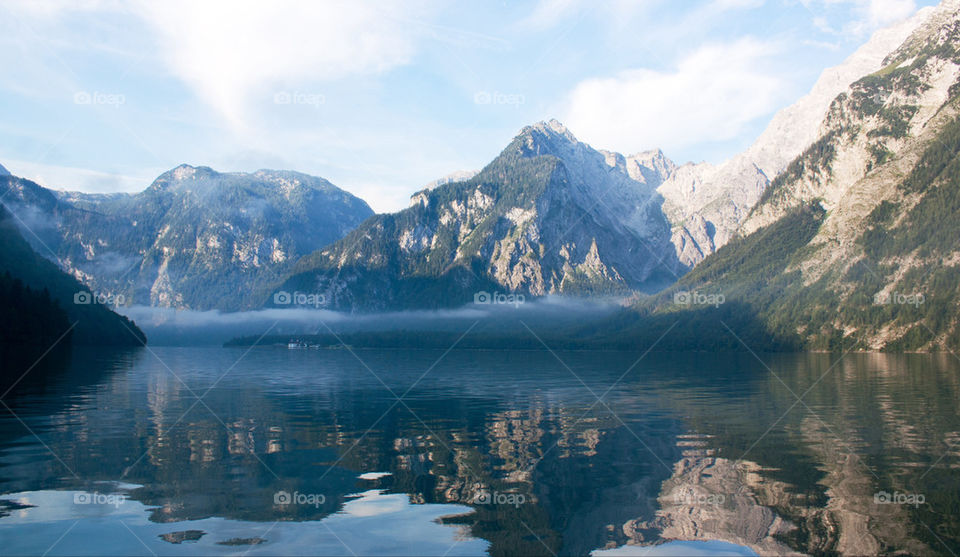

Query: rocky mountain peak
528;118;574;137
172;163;199;180
148;164;217;192
514;119;582;156
0;162;10;176
625;149;678;186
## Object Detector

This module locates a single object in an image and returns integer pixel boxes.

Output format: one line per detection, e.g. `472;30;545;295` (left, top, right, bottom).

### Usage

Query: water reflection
0;348;957;555
1;486;486;556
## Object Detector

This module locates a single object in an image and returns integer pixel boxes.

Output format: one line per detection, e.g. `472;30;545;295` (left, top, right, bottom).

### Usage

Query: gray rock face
743;0;960;237
601;149;676;188
652;6;936;268
657;159;769;267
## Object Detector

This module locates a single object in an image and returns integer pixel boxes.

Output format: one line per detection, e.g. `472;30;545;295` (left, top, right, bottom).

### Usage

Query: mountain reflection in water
0;348;958;555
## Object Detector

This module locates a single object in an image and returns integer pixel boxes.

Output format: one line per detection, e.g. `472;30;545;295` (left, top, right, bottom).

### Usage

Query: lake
0;347;958;555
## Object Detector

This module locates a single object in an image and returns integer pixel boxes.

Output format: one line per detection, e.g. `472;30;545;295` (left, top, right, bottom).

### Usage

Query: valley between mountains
5;0;960;351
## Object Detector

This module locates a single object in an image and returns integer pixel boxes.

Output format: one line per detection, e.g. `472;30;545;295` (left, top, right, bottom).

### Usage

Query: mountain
606;0;960;352
0;204;145;346
0;162;9;176
657;6;937;268
0;165;373;311
657;159;768;267
275;120;684;311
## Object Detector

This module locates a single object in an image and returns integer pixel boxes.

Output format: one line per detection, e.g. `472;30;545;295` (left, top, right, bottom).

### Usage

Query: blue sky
0;0;938;212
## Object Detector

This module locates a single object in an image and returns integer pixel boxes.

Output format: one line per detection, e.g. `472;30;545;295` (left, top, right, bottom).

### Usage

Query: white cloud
2;0;432;130
129;0;428;129
561;38;787;156
859;0;918;29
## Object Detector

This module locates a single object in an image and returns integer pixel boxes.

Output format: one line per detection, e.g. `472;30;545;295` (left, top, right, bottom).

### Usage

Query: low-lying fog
117;297;626;345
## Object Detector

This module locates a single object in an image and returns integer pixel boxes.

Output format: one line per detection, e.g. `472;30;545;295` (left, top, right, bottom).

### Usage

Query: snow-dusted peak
145;164;214;191
0;162;10;176
519;119;581;148
147;165;347;200
626;148;669;165
171;164;202;181
251;169;339;193
149;164;214;184
528;118;574;137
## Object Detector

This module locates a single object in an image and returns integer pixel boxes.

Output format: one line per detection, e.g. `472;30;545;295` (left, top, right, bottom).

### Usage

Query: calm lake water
0;347;958;556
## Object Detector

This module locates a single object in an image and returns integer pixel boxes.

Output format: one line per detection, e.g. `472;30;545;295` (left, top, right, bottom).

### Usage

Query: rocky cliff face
654;5;938;268
277;120;686;311
0;165;373;310
743;3;960;236
657;159;768;267
626;0;960;352
600;149;676;189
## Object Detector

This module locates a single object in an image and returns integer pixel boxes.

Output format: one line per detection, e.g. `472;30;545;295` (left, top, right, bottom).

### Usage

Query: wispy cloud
561;38;788;157
3;159;158;193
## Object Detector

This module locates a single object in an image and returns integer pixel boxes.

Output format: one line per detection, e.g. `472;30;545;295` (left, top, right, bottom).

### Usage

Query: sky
0;0;939;212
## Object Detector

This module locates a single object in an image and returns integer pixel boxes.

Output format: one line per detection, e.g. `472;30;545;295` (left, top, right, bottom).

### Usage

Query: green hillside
0;205;146;347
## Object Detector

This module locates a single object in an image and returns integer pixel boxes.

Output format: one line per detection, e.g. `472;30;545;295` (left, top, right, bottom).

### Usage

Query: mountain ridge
275;119;684;311
0;164;374;311
653;5;939;269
